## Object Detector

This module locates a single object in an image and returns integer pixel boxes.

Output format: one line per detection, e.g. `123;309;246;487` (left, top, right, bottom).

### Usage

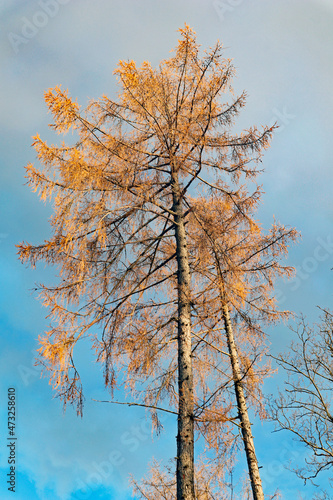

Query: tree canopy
18;24;298;499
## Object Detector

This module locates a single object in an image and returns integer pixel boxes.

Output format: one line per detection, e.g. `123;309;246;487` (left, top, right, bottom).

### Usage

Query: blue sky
0;1;332;498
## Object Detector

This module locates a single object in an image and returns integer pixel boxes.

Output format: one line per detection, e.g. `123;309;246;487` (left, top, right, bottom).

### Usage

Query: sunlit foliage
18;25;297;496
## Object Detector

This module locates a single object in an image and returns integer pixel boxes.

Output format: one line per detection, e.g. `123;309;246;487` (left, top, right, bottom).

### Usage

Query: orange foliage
18;24;298;490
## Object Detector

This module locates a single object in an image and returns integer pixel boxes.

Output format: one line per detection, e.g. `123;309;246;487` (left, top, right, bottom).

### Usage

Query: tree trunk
222;302;265;500
172;172;195;500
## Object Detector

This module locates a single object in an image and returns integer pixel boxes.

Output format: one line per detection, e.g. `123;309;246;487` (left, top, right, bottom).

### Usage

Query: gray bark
222;303;265;500
172;172;195;500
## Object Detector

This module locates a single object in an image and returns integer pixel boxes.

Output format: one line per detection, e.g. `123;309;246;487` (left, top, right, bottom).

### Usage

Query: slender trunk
172;172;195;500
222;302;265;500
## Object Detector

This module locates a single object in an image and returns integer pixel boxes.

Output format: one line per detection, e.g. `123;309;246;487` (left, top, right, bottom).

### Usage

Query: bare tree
269;309;333;487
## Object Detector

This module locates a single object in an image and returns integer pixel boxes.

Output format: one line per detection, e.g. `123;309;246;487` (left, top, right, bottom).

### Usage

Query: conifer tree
18;25;297;499
187;194;297;499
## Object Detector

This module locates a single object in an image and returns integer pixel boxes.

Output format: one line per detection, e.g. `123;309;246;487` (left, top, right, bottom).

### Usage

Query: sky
0;0;332;498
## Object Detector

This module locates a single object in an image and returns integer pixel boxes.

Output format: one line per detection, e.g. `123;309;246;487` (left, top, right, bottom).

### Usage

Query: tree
269;309;333;488
130;188;297;500
131;457;232;500
185;190;296;500
18;25;296;499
